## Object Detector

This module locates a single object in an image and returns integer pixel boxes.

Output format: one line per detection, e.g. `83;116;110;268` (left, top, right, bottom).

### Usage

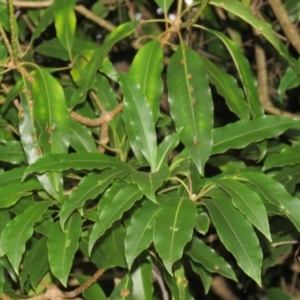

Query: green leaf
215;178;271;241
264;146;300;170
23;153;130;179
53;0;76;58
167;44;213;175
109;273;133;300
210;0;297;68
69;118;98;153
155;132;180;171
119;73;157;170
212;116;300;154
154;197;197;274
89;185;143;254
200;55;250;120
239;172;300;232
186;237;237;281
200;27;263;118
266;288;292;300
48;212;82;286
0;201;52;274
154;0;173;13
60;168;129;227
195;212;210;235
75;274;106;300
203;191;262;285
0;141;25;165
32;69;70;155
0;262;3;297
130;166;170;203
189;260;212;294
71;21;139;107
125;201;159;268
129;40;163;122
131;258;153;300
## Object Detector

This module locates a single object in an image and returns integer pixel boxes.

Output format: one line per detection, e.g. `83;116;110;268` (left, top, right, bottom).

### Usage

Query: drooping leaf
215;178;271;241
89;185;143;254
119;73;157;170
200;55;250;120
212;116;300;154
48;212;82;286
167;43;213;175
264;146;300;170
71;21;139;107
0;201;52;274
203;191;262;285
22;152;130;179
189;260;212;294
130;166;170;203
239;172;300;231
53;0;76;58
125;201;159;268
60;168;129;227
129;40;163;122
154;197;197;274
186;237;237;281
154;0;173;13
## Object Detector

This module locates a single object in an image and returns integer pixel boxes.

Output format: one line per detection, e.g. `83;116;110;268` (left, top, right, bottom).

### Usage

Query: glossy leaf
23;152;130;179
129;40;163;122
0;141;25;165
125;201;159;268
0;201;51;274
71;21;139;107
119;73;157;170
215;178;271;240
155;132;180;171
167;44;213;175
212;116;300;154
186;237;237;281
60;168;129;227
264;146;300;170
154;0;173;13
154;197;197;274
239;172;300;231
89;185;143;254
53;0;76;58
48;213;82;286
109;273;133;300
201;55;250;120
130;166;170;203
195;212;210;235
203;190;262;285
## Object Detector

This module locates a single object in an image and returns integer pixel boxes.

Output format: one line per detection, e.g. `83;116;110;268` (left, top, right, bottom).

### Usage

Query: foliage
0;0;300;299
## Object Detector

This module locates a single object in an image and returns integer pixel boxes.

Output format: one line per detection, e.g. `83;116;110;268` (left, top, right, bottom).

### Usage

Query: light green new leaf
210;0;297;68
48;213;82;286
215;178;271;241
119;73;157;170
154;197;197;274
154;0;173;13
1;201;52;274
131;166;170;203
239;172;300;231
125;201;159;268
203;193;262;285
109;274;133;300
33;69;70;155
200;55;250;120
264;146;300;170
60;168;129;228
155;132;180;171
53;0;76;58
173;262;194;300
71;21;139;107
89;185;143;254
167;44;213;176
212;116;300;154
278;59;300;102
199;27;262;118
22;153;130;180
131;258;153;300
186;237;237;281
189;261;212;294
129;40;164;122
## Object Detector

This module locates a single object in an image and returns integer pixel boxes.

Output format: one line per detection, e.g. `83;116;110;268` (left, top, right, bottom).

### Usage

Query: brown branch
267;0;300;55
1;0;53;8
